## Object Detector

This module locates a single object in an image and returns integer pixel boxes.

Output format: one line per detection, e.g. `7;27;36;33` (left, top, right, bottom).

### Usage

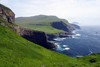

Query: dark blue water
50;26;100;57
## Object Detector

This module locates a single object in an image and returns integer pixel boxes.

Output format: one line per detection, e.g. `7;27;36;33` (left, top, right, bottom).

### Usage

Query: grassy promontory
0;19;100;67
1;4;100;67
15;15;72;34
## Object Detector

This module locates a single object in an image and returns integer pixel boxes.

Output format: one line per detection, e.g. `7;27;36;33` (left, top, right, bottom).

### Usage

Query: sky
0;0;100;26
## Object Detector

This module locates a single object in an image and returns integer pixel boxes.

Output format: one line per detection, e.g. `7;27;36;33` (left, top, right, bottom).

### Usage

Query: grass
15;15;71;34
20;22;65;34
0;19;100;67
0;18;17;26
0;22;75;67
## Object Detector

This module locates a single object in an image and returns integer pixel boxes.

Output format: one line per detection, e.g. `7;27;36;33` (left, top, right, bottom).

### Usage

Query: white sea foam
64;48;70;50
54;37;66;41
88;49;93;55
70;34;81;39
62;45;68;47
72;36;75;38
61;38;66;40
89;50;93;54
53;38;60;41
90;51;93;54
88;52;93;55
72;31;76;33
53;39;58;41
55;44;70;51
75;34;81;36
55;43;59;48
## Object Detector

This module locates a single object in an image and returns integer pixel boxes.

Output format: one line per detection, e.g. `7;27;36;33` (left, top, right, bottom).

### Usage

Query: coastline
47;32;74;41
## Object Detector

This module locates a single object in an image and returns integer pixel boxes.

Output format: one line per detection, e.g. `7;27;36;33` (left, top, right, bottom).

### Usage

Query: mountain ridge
15;15;80;40
0;4;57;49
0;4;100;67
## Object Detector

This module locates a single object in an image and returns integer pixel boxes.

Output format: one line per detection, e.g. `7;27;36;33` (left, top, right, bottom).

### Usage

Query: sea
50;26;100;57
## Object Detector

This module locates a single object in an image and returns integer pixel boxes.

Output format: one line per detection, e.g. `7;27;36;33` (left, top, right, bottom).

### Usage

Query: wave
75;34;81;36
54;43;70;51
55;43;60;48
64;48;70;50
62;45;68;47
72;31;76;33
53;37;66;41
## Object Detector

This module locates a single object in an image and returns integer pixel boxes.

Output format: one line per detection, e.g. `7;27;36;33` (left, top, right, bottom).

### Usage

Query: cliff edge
15;15;80;40
0;4;57;49
47;21;80;40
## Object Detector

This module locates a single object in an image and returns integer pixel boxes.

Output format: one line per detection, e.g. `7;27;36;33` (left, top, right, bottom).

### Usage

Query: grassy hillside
15;15;71;34
0;21;70;67
0;19;100;67
1;3;100;67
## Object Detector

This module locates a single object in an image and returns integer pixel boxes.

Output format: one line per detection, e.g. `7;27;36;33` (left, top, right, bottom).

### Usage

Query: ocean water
50;26;100;57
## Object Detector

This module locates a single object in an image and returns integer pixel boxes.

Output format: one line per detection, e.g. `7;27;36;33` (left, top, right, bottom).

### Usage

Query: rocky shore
0;4;80;49
0;4;57;49
47;22;80;40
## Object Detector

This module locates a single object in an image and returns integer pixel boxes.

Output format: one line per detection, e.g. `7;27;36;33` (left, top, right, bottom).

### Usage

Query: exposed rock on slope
15;15;75;34
50;21;80;32
50;21;70;32
20;27;57;49
47;32;71;40
0;4;20;34
0;4;57;49
47;21;80;40
0;4;15;23
15;15;80;40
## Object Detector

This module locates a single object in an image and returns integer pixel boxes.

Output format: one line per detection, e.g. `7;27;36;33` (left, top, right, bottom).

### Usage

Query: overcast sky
0;0;100;26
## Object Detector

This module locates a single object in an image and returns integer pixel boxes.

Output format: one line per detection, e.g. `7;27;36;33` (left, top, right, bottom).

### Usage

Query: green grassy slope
0;23;70;67
1;3;100;67
15;15;71;34
0;20;100;67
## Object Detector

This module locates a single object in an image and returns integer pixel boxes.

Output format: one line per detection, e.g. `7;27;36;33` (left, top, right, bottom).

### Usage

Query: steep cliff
0;4;20;34
15;15;72;34
15;15;80;40
50;21;70;32
47;21;80;40
0;4;57;49
50;21;76;32
0;4;15;23
20;27;57;49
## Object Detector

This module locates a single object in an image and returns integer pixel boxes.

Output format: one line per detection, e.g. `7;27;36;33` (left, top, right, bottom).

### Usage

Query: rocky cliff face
0;4;15;23
50;21;77;33
50;21;70;32
0;4;20;34
20;27;57;49
0;4;57;49
47;21;80;40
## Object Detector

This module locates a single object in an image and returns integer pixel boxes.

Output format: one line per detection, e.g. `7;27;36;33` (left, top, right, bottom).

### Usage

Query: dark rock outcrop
50;21;78;33
47;32;72;40
0;4;20;34
50;21;70;32
0;4;57;49
48;21;80;40
0;4;15;23
20;27;57;49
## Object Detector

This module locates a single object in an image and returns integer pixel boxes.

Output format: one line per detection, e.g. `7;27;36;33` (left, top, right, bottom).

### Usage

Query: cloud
0;0;100;26
0;0;9;4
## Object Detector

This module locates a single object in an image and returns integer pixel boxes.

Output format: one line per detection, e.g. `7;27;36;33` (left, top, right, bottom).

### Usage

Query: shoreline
47;32;75;41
